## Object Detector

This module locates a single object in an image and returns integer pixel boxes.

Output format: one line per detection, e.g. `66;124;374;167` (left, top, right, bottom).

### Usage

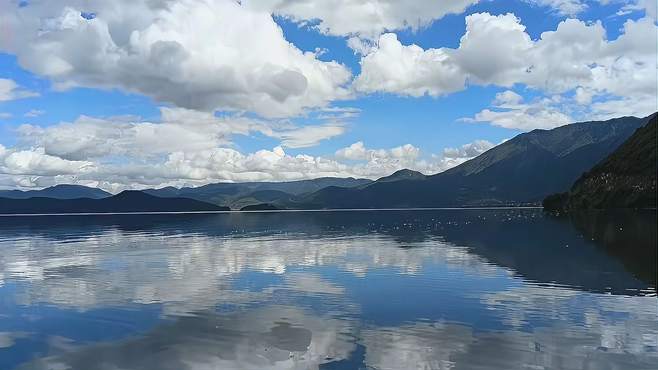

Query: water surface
0;209;656;369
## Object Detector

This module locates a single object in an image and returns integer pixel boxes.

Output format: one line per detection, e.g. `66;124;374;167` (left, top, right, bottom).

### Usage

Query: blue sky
0;0;655;190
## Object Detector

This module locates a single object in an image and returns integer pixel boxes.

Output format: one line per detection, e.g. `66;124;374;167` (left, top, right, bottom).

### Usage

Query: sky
0;0;656;191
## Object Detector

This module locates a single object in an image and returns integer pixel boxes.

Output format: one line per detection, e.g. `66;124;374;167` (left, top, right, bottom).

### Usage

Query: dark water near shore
0;209;656;369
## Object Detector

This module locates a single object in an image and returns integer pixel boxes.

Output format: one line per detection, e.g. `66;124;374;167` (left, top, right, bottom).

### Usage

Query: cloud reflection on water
0;210;655;369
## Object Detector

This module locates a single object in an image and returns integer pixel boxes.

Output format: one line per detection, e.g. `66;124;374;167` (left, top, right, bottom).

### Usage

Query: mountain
298;114;653;209
544;114;657;211
1;114;649;211
240;203;280;211
227;190;294;210
144;177;372;208
0;191;227;214
374;169;427;183
0;184;111;200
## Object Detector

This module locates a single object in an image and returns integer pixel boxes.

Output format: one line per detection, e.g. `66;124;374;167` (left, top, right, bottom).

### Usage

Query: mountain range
0;184;111;200
0;113;654;214
544;114;657;211
142;177;372;209
295;114;652;209
0;191;227;214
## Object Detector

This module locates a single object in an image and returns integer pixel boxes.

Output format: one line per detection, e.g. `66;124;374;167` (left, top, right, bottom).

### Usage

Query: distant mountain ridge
0;191;226;214
374;169;427;183
296;114;653;209
0;184;111;200
0;177;375;212
144;177;372;208
0;114;652;213
544;114;657;211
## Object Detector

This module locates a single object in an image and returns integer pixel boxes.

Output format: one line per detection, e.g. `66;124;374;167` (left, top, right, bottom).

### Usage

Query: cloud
524;0;589;15
0;78;38;101
1;142;357;190
145;139;492;187
0;145;96;177
249;0;480;39
526;16;656;98
642;0;657;18
442;140;495;159
335;141;369;160
16;107;275;161
334;141;423;162
0;0;352;118
155;146;352;184
438;139;496;169
316;106;361;121
463;90;574;130
1;107;494;189
453;13;534;87
574;87;594;105
620;0;658;19
272;124;346;148
355;33;465;96
524;0;658;18
0;98;499;190
335;140;492;178
0;112;12;119
590;95;658;120
356;13;657;121
0;107;357;188
15;106;351;161
354;13;527;96
24;109;45;118
493;90;525;106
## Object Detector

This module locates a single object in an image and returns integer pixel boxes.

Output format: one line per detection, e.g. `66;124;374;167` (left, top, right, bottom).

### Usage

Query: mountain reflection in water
0;209;655;370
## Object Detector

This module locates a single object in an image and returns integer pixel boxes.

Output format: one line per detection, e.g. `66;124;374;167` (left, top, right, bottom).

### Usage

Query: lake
0;209;656;370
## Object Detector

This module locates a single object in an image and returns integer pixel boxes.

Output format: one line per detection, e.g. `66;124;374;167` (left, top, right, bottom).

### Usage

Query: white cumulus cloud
248;0;480;39
463;91;574;130
0;78;38;102
335;140;493;179
0;145;96;177
1;108;496;190
0;0;352;118
442;140;495;159
356;12;657;126
355;33;465;96
524;0;589;15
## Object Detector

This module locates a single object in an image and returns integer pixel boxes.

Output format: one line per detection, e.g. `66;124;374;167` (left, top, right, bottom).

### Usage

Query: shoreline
0;206;545;217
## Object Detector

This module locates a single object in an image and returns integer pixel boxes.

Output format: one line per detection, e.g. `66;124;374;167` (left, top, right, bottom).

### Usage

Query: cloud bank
0;108;492;190
0;0;351;118
356;13;657;125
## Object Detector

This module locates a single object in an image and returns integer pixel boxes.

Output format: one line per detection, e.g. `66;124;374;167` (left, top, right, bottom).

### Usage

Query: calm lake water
0;209;656;370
